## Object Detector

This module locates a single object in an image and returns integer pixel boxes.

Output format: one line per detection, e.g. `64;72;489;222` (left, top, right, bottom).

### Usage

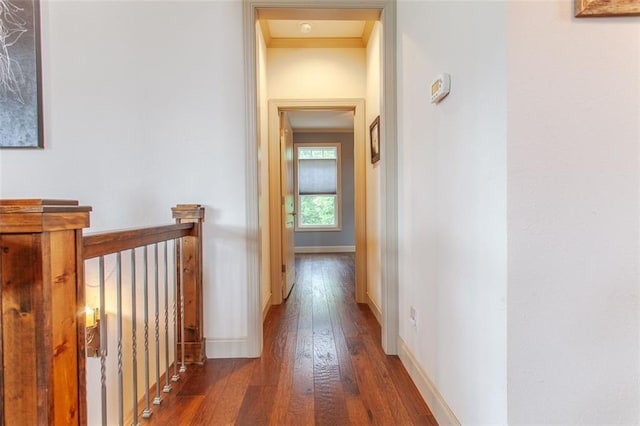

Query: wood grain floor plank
178;358;235;397
312;258;350;425
285;258;315;425
250;317;287;386
236;384;278;426
286;330;315;425
184;359;238;425
202;358;255;424
321;258;360;397
346;395;375;425
267;331;297;426
147;395;204;424
346;335;397;425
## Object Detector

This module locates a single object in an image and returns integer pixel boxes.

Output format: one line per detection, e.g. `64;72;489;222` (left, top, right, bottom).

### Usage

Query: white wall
397;1;508;424
257;22;272;317
365;22;383;314
267;47;365;98
399;0;639;424
0;1;249;350
507;1;640;423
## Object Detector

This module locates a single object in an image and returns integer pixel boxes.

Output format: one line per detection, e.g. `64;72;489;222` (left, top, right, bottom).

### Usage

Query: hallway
145;254;436;425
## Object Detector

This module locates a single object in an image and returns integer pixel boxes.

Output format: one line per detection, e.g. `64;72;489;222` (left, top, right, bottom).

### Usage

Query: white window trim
294;142;342;232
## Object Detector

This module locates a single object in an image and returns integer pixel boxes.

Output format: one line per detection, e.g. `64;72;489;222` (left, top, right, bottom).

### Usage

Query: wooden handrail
83;223;194;259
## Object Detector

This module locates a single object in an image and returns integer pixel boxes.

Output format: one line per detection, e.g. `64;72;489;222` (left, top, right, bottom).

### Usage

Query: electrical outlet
409;306;417;328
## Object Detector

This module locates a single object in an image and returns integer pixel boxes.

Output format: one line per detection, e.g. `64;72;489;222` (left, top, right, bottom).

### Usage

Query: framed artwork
370;115;380;164
575;0;640;17
0;0;44;148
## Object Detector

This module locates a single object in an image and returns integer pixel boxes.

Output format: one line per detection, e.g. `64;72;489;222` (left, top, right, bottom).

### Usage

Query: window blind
298;158;337;195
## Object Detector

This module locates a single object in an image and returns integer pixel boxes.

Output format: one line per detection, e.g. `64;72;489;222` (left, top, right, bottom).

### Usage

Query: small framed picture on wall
370;115;380;164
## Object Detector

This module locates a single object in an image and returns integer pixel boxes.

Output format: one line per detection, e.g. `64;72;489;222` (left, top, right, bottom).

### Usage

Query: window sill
295;226;342;232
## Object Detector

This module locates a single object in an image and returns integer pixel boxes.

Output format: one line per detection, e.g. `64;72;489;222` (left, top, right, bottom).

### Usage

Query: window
295;143;341;230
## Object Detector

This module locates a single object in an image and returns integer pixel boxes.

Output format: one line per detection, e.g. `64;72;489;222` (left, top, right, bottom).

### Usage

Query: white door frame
242;0;398;356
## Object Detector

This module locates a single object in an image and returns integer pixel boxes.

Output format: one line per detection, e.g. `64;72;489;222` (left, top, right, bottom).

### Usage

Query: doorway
243;0;399;357
268;100;368;308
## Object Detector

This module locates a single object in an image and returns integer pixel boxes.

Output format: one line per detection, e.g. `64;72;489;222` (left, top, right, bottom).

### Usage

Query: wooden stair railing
0;199;205;425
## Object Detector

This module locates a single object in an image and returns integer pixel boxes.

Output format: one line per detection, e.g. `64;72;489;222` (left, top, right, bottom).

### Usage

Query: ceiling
258;9;375;132
268;19;366;39
257;7;380;47
287;110;354;132
260;19;375;48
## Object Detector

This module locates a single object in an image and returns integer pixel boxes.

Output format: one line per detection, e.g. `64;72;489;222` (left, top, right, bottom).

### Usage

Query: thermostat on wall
430;73;451;104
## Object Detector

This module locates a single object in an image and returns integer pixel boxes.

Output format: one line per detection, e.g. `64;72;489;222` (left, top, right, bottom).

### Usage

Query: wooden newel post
0;199;91;425
172;204;206;364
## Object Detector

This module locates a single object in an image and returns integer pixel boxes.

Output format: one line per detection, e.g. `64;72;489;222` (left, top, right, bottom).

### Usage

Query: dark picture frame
370;115;380;164
0;0;44;148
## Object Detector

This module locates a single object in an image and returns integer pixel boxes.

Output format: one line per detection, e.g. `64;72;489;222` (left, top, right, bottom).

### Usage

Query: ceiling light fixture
299;22;312;34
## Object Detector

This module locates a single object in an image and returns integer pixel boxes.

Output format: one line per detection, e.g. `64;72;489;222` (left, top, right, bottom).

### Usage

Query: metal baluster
116;253;124;426
163;241;172;393
142;246;153;419
99;256;108;426
171;239;180;382
179;238;186;373
131;250;139;426
153;243;162;405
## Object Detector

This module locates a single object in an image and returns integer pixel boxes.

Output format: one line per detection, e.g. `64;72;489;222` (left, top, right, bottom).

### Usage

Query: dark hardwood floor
143;253;437;425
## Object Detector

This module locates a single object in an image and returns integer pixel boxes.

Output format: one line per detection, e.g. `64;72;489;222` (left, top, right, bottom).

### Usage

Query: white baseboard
398;338;460;426
295;245;355;254
367;294;382;325
206;338;250;358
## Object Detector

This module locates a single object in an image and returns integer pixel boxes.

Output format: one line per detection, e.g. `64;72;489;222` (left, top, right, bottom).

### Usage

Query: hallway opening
245;0;400;358
266;100;367;309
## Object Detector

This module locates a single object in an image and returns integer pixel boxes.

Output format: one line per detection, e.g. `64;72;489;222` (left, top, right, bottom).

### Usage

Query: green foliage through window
299;195;336;226
298;147;337;160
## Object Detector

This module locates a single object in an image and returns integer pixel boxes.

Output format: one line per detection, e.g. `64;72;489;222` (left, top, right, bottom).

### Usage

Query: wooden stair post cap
0;199;92;233
172;204;205;221
0;198;91;210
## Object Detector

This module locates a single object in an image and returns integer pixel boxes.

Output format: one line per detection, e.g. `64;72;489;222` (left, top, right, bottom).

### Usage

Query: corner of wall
365;19;383;312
